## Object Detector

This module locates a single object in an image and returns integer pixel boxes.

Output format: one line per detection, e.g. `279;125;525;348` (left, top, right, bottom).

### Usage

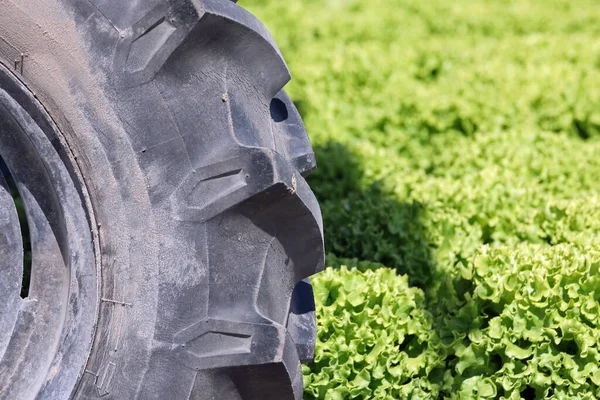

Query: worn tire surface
0;0;324;399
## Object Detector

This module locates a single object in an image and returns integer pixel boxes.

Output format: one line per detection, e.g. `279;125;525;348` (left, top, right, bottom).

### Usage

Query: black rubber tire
0;1;324;399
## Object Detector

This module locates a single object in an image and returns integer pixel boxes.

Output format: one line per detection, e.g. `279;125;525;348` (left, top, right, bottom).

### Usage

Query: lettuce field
245;0;600;398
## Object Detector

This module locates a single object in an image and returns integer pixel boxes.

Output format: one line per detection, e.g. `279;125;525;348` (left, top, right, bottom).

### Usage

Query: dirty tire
0;0;324;399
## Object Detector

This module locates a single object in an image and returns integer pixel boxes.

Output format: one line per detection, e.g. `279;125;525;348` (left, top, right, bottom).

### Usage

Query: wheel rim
0;64;98;399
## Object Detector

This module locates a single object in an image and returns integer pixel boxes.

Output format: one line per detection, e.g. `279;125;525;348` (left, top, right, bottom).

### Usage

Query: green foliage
306;262;440;400
244;0;600;398
436;243;600;399
310;248;600;399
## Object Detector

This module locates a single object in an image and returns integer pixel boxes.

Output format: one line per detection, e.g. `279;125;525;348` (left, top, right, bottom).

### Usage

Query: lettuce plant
244;0;600;398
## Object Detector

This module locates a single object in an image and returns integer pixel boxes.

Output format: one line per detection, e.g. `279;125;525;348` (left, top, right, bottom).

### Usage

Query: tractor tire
0;0;324;399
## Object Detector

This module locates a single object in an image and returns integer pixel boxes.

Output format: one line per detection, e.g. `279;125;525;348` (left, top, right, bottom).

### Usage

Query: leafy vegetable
308;248;600;399
243;0;600;398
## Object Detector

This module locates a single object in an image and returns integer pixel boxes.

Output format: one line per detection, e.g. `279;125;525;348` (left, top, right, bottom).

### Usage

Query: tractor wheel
0;0;323;398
